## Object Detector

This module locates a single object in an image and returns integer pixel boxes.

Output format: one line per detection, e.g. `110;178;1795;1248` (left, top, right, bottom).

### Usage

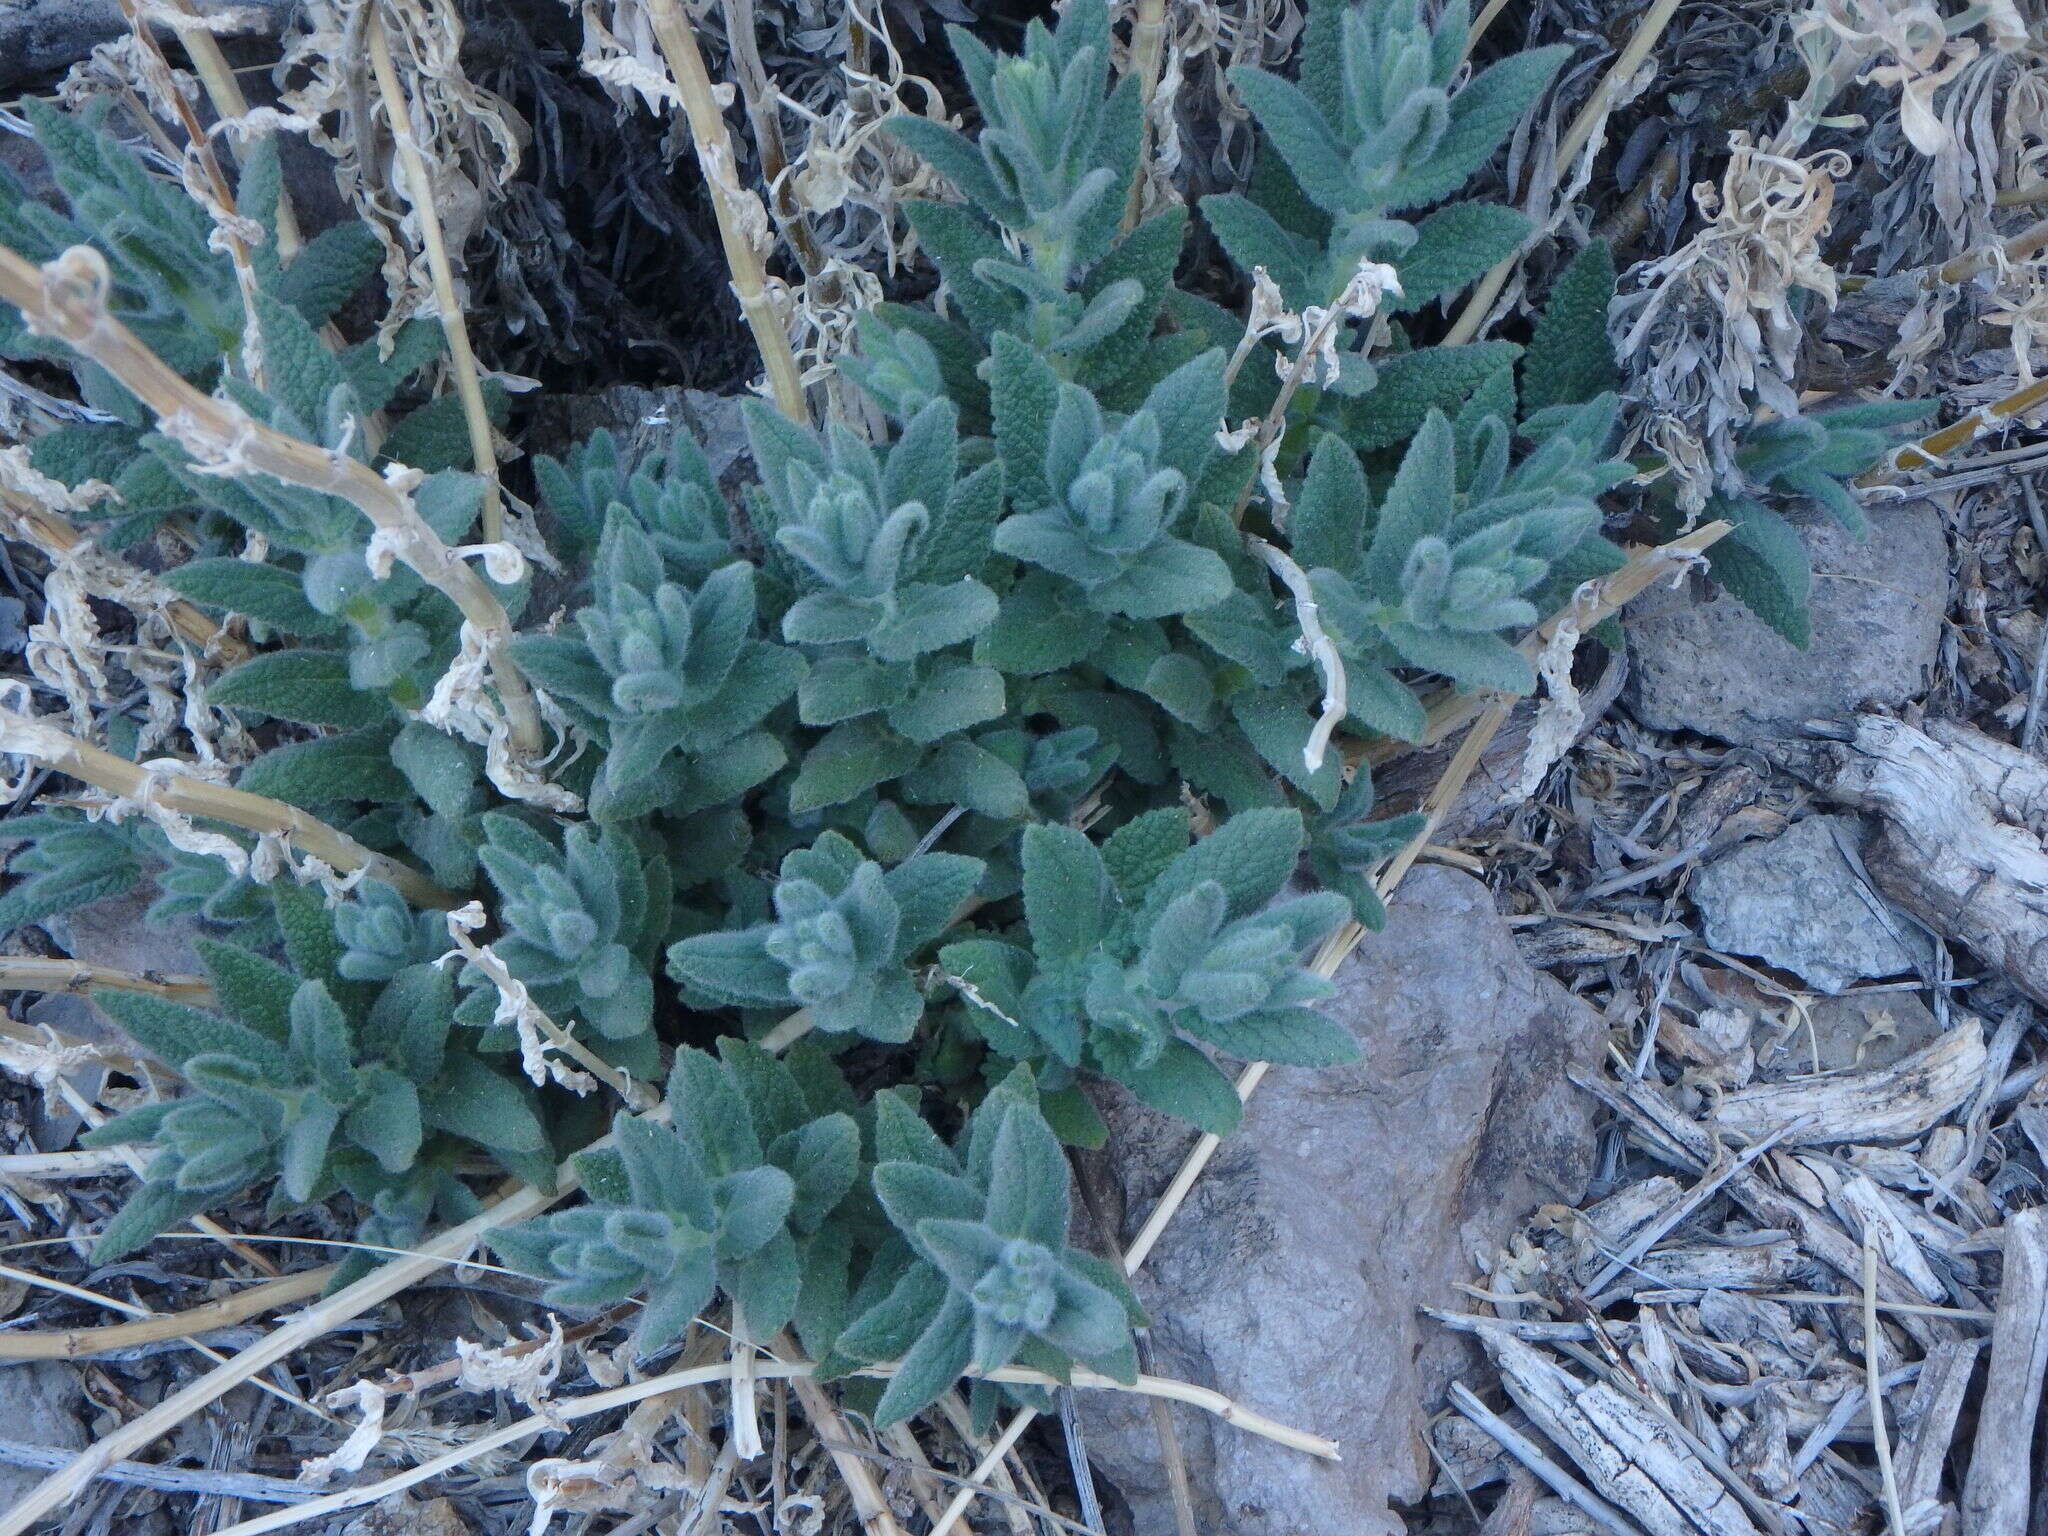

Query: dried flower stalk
365;14;503;541
0;487;246;663
1122;0;1170;230
0;241;546;758
1444;0;1685;346
0;959;213;1005
151;0;304;256
0;1267;333;1362
1864;375;2048;480
0;706;456;908
640;0;809;422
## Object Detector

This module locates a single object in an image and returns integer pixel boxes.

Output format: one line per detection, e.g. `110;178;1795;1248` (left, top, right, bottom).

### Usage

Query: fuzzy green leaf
211;651;391;730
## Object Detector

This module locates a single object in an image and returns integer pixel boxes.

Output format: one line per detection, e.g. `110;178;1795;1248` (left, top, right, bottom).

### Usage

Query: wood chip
1485;1333;1766;1536
1959;1209;2048;1536
1708;1021;1985;1146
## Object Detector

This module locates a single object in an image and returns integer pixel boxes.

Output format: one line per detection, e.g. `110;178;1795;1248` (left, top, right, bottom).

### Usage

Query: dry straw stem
198;1354;1335;1536
0;241;547;758
366;14;502;542
719;0;826;278
1121;0;1170;231
1443;0;1684;347
0;1169;572;1536
925;1397;1036;1536
1840;214;2048;294
0;706;457;908
0;1265;333;1362
640;0;809;423
0;1146;139;1177
788;1372;912;1536
2;1034;1319;1531
111;0;249;273
151;0;303;256
0;489;248;662
1862;1240;1909;1536
0;958;213;1004
1863;375;2048;481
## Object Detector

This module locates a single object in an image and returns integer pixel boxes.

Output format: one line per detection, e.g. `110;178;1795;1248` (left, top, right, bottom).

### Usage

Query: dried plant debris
1;0;2046;1532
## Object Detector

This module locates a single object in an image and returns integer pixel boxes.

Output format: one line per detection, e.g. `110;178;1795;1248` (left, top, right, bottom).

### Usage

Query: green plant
491;1042;860;1352
2;0;1912;1430
1514;243;1936;648
81;887;549;1276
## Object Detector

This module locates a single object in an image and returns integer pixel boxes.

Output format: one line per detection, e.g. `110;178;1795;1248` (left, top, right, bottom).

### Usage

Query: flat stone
1074;867;1604;1536
0;1362;87;1509
1626;500;1949;745
1691;813;1932;995
1765;991;1944;1077
0;1;296;89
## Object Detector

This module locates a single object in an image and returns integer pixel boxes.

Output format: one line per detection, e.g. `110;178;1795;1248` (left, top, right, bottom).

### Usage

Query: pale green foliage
667;833;981;1042
491;1044;861;1350
0;0;1938;1421
941;812;1353;1139
81;890;546;1270
834;1070;1142;1425
992;367;1233;619
471;816;668;1075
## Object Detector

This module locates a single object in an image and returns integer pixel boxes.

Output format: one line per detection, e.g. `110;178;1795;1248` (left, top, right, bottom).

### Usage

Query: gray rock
41;885;201;983
1765;991;1943;1077
1626;500;1950;745
1074;867;1604;1536
341;1494;471;1536
0;1362;87;1509
0;1;297;90
1691;813;1932;995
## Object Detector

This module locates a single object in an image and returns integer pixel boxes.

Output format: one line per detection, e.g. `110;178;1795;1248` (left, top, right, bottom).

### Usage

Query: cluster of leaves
497;1047;1139;1426
0;0;1925;1418
82;885;550;1281
4;97;519;720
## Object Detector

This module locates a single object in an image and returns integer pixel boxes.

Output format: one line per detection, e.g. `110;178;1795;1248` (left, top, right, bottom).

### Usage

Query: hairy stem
0;486;247;663
0;1266;332;1362
1863;376;2048;482
0;706;457;908
366;17;503;541
0;959;213;1004
1121;0;1170;232
0;241;546;758
641;0;810;423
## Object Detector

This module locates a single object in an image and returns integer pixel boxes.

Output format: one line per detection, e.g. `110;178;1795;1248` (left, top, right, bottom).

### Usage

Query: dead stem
0;706;457;908
194;1356;1335;1536
152;0;304;256
788;1370;911;1536
0;241;547;758
0;487;249;664
1444;0;1685;346
719;0;826;278
366;16;503;541
0;1266;333;1362
0;1168;576;1536
1121;0;1169;231
640;0;809;423
1865;376;2048;481
0;958;213;1004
